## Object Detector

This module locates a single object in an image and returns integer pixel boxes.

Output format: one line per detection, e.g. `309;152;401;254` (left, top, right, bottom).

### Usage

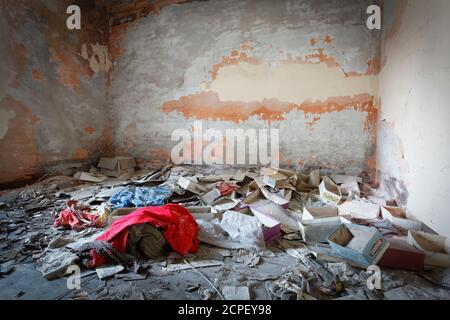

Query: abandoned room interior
1;0;450;303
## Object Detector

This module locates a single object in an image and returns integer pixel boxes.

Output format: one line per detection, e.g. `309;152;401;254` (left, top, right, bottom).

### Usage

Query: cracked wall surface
108;0;381;175
378;0;450;237
0;0;110;185
1;0;381;186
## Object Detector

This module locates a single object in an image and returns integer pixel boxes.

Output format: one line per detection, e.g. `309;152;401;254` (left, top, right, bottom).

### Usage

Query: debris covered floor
1;165;450;300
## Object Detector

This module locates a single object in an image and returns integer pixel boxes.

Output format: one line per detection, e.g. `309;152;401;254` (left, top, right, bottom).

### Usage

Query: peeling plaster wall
109;0;381;174
0;0;109;185
378;0;450;237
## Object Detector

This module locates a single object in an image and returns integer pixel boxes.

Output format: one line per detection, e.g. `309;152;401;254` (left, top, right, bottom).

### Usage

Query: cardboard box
177;176;208;195
252;177;291;205
299;216;350;243
262;172;288;189
199;188;221;205
378;238;425;271
302;207;339;220
73;171;107;183
238;206;281;242
328;223;390;267
308;170;321;187
249;198;299;232
340;181;360;196
338;199;380;220
97;157;136;177
381;206;422;231
319;177;342;205
407;230;450;269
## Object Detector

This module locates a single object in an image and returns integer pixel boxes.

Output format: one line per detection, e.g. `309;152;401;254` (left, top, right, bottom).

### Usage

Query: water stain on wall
81;43;112;74
0;95;40;183
32;68;43;81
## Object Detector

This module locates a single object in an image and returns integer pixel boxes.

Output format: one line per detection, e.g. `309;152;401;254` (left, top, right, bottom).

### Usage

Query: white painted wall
378;0;450;237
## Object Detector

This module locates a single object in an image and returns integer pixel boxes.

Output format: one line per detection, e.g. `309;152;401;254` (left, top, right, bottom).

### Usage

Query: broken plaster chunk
95;264;125;280
36;249;79;280
222;286;251;300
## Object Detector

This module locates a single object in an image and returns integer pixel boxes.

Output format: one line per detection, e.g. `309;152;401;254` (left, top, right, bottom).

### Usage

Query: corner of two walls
107;0;382;179
0;0;111;187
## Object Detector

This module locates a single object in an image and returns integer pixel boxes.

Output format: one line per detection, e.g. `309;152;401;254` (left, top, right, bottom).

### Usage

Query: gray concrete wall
0;0;382;185
0;0;110;185
378;0;450;237
108;0;381;175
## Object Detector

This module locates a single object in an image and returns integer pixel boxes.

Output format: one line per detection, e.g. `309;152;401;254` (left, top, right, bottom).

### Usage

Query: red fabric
219;182;239;196
87;204;199;268
54;200;103;231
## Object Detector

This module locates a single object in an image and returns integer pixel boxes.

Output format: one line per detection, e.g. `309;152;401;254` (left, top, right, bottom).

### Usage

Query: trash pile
1;157;450;300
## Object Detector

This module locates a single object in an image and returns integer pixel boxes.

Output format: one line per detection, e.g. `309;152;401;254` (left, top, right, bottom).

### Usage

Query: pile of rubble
1;157;450;300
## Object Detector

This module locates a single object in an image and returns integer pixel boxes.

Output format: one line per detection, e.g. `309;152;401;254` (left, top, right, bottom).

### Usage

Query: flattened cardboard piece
96;265;124;279
338;199;380;220
328;223;389;267
381;206;422;231
197;175;222;182
319;177;342;205
177;176;208;195
274;188;292;201
73;171;107;183
302;207;339;220
378;238;425;272
296;181;316;193
331;175;362;185
340;181;360;196
108;207;140;225
185;206;214;221
211;197;238;212
299;216;350;243
221;210;266;251
163;260;224;272
260;167;296;178
199;188;221;205
98;157;136;177
366;196;386;205
241;188;262;205
232;170;247;182
254;177;290;206
407;230;450;269
308;170;321;187
249;198;299;231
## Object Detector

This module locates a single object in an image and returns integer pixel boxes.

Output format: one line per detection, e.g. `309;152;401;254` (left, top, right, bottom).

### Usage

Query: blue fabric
110;185;173;209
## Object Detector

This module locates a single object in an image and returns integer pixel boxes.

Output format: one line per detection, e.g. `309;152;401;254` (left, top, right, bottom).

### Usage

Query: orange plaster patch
210;51;261;81
72;148;89;160
323;35;333;44
162;91;377;133
12;43;28;87
84;126;96;134
32;68;43;81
